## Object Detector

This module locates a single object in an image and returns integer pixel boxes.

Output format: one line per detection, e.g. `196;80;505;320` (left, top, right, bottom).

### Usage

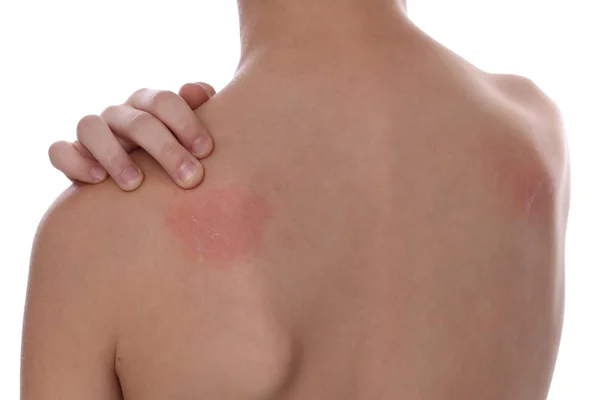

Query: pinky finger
49;141;109;184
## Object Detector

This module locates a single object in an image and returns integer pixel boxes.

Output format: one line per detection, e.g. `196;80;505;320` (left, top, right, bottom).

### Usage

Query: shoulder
31;150;179;297
486;73;567;157
36;150;179;247
489;73;564;127
484;73;570;217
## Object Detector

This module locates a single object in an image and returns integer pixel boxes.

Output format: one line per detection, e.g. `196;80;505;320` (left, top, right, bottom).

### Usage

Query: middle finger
126;89;214;158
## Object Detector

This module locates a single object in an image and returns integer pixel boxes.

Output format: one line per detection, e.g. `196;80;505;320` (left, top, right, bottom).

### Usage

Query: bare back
42;26;569;400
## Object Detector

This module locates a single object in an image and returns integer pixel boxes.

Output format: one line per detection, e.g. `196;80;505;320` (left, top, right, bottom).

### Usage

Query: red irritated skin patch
510;159;553;217
164;185;273;267
486;147;555;219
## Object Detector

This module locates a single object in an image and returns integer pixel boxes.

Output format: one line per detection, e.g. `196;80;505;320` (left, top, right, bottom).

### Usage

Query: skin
22;1;570;399
164;185;273;265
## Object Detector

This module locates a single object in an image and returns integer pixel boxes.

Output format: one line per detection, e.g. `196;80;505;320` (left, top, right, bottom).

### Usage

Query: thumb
178;81;216;110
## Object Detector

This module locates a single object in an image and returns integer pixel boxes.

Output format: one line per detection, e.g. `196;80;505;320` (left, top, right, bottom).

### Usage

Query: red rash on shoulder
486;146;554;218
510;159;553;216
164;186;273;266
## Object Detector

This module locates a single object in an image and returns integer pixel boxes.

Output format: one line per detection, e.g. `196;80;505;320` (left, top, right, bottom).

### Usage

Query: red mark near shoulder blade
164;186;273;266
514;161;551;215
486;147;554;218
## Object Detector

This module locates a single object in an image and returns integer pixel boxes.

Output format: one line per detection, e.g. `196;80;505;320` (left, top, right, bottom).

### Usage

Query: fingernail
196;83;216;97
192;136;209;157
90;166;107;182
121;166;140;184
178;161;198;183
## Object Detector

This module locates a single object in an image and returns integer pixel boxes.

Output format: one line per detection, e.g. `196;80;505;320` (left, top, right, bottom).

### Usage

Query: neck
237;0;408;66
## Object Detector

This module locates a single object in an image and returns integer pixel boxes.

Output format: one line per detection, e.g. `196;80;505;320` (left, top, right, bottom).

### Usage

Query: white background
0;0;598;398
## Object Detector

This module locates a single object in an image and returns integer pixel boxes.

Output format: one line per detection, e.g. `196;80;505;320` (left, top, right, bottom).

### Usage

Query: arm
21;191;123;400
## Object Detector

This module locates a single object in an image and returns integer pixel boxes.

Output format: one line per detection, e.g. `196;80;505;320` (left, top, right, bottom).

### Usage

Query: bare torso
69;23;569;400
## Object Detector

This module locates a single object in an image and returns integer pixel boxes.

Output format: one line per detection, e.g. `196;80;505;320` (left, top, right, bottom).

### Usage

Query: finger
197;82;216;97
75;134;138;156
71;140;94;159
178;81;215;109
49;140;109;184
100;105;205;189
125;88;214;159
76;115;145;191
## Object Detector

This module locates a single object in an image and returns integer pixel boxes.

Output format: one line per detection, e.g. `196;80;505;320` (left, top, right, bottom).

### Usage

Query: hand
49;82;216;191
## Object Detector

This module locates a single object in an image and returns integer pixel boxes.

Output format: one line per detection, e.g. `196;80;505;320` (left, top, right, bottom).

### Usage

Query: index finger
126;89;214;159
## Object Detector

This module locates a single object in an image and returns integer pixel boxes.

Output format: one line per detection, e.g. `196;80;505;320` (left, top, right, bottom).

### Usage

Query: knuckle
127;111;154;133
100;104;119;119
76;114;103;141
158;140;182;162
176;117;197;138
127;88;150;103
105;151;128;169
145;90;176;112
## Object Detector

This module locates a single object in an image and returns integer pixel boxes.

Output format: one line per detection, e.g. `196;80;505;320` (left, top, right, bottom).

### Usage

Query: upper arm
21;186;123;400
